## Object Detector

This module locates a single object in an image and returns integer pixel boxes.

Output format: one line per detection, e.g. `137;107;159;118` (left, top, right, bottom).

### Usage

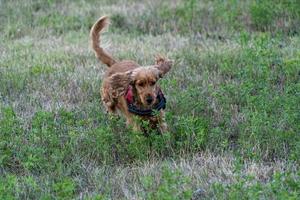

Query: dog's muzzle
125;86;166;116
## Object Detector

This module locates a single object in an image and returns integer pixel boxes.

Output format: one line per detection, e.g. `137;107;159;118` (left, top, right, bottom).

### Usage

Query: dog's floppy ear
109;71;133;98
155;55;173;78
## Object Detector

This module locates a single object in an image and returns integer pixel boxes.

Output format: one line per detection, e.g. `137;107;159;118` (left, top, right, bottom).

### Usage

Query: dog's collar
125;85;166;116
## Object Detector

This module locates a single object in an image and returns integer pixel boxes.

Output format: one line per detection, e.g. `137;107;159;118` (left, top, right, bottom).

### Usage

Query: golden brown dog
90;16;172;133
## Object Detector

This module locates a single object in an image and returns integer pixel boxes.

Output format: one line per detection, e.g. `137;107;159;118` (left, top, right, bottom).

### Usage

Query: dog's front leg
126;114;141;132
158;111;168;133
159;122;168;133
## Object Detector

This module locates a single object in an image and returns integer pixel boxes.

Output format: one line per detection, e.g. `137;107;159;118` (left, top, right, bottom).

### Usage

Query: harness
125;85;166;116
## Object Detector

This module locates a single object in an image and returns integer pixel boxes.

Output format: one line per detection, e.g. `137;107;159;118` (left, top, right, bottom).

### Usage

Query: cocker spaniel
90;16;172;133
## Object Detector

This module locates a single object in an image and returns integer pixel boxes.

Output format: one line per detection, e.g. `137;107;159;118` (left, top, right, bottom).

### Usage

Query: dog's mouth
126;91;166;116
125;86;166;113
141;94;157;107
146;96;154;105
125;86;156;107
140;98;155;108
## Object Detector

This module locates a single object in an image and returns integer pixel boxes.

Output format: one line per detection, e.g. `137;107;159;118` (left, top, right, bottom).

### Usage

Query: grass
0;0;299;199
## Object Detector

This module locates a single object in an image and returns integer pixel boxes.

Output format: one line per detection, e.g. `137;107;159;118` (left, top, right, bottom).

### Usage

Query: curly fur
90;16;172;133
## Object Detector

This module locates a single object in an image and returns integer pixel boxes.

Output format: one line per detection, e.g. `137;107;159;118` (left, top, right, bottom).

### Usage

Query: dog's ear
109;71;133;98
155;55;173;78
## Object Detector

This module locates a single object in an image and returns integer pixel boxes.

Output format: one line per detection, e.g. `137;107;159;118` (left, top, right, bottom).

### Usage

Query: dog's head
109;56;172;107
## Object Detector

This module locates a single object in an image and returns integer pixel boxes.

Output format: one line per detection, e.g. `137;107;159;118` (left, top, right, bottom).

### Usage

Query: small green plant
142;166;192;200
212;171;300;199
0;175;18;200
250;1;275;31
53;178;76;200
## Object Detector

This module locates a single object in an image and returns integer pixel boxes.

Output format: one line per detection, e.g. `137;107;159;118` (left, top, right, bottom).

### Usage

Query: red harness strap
125;85;134;104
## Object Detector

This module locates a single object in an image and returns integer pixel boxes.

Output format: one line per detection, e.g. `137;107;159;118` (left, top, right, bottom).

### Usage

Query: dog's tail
90;16;117;67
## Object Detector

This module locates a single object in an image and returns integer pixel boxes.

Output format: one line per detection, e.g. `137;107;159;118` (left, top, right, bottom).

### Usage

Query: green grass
0;0;299;199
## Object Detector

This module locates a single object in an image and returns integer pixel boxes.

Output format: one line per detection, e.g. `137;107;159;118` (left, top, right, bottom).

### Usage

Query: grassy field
0;0;299;199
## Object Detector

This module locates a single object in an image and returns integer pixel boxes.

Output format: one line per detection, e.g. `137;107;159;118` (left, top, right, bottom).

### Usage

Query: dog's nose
146;96;153;104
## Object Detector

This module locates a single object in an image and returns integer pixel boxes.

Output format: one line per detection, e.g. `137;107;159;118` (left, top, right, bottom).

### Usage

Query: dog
90;16;172;133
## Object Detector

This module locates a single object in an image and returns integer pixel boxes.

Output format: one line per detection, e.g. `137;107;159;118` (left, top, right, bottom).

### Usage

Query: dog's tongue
125;85;134;104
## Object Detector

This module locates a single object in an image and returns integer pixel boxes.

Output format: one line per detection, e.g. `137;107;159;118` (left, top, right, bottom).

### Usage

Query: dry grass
73;152;298;199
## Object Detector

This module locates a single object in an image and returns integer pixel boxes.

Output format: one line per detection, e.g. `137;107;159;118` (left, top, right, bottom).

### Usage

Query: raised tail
90;16;117;67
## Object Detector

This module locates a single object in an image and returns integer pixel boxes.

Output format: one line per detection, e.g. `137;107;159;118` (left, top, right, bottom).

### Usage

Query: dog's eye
138;82;145;87
150;81;156;86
